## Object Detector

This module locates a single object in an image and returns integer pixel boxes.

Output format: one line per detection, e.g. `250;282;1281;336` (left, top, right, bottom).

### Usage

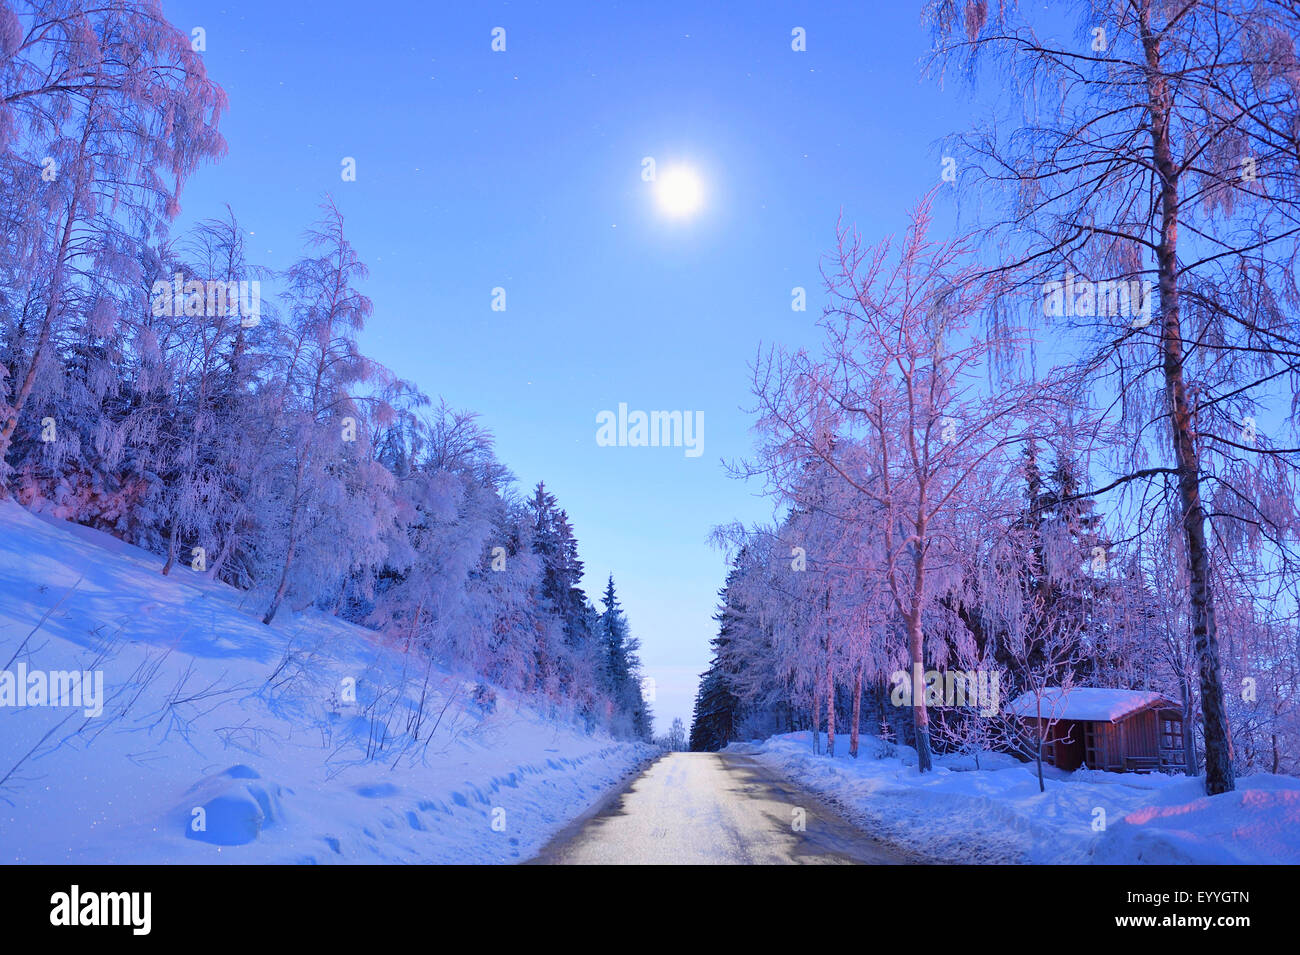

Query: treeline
693;416;1298;780
0;1;651;739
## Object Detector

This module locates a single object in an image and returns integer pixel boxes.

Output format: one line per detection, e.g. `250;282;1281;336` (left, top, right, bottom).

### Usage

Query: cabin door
1083;723;1100;769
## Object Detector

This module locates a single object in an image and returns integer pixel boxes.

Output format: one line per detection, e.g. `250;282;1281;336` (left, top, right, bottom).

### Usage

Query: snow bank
1090;777;1300;864
0;501;652;864
736;732;1300;864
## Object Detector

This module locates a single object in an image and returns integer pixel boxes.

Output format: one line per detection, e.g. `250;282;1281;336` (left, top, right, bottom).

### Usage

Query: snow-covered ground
733;732;1300;864
0;501;652;864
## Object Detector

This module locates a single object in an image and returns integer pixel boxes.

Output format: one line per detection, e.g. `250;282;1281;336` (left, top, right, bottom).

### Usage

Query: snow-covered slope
0;501;652;863
733;732;1300;864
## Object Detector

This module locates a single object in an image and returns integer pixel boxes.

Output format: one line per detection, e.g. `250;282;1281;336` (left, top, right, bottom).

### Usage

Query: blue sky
167;0;976;732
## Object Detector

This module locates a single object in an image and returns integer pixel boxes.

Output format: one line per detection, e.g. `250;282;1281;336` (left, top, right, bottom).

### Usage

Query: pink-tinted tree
0;0;226;479
746;196;1043;771
259;199;383;624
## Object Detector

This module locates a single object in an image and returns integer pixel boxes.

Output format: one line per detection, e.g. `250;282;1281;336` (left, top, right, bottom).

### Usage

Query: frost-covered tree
665;717;687;751
0;0;226;480
744;196;1042;771
0;2;624;727
259;199;383;624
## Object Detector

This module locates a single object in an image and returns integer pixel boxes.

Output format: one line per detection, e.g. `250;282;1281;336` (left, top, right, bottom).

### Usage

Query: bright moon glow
655;165;704;219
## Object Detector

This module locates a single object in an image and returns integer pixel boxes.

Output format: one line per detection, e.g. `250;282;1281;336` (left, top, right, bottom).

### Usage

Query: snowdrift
735;732;1300;864
0;501;651;863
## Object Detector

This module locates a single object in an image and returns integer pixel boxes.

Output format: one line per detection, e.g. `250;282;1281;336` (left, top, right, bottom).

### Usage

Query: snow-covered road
528;752;916;865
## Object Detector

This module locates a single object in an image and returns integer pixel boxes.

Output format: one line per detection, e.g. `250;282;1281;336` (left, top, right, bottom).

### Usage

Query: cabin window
1160;717;1185;768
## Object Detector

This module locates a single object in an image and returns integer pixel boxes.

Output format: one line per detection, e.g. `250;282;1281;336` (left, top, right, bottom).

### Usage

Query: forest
0;1;653;742
691;0;1300;798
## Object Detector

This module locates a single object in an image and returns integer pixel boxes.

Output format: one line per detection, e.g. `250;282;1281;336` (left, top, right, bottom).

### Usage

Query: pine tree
596;575;652;739
689;573;745;751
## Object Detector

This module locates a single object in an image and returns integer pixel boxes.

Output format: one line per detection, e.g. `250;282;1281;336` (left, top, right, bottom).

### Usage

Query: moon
655;165;704;219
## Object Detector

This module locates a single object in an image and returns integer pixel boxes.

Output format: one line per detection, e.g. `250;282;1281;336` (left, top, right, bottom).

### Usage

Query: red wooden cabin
1007;687;1187;773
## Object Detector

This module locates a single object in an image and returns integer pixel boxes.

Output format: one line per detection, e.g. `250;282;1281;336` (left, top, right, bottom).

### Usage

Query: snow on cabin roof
1006;687;1179;723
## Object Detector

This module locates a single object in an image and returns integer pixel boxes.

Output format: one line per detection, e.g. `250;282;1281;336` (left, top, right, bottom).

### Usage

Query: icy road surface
528;752;916;865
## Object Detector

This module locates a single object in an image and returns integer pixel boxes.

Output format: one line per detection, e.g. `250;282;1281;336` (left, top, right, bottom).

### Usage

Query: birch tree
747;196;1042;770
260;199;379;624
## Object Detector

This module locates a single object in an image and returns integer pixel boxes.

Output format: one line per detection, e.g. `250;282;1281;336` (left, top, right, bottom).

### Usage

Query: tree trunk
263;527;298;625
1141;14;1234;794
850;666;862;758
405;598;424;653
811;681;821;755
1034;701;1046;792
264;457;307;625
825;661;836;758
205;521;241;582
909;610;932;772
161;520;180;576
0;203;78;476
1180;679;1199;776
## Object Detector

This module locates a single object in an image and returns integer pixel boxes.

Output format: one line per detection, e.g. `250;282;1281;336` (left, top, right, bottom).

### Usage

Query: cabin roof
1006;687;1179;723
